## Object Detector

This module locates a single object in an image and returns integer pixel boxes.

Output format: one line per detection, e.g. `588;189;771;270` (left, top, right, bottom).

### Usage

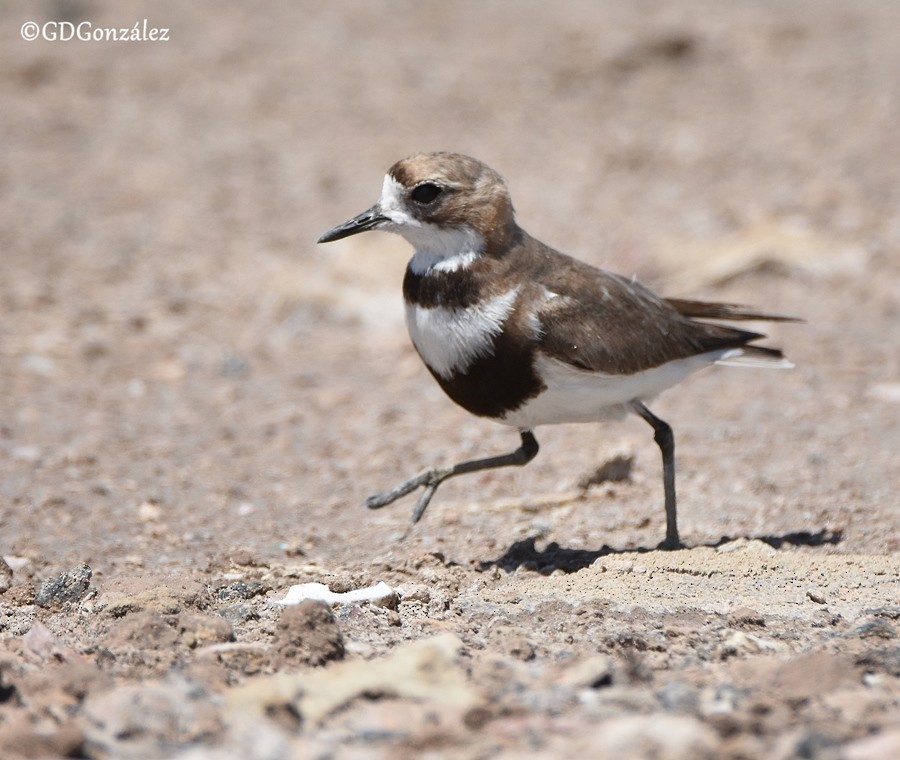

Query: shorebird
318;152;796;548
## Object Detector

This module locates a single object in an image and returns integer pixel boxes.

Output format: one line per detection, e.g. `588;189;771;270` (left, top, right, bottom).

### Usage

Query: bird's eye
411;183;442;204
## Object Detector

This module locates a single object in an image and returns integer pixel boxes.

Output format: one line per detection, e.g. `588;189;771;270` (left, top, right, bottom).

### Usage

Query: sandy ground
1;1;899;758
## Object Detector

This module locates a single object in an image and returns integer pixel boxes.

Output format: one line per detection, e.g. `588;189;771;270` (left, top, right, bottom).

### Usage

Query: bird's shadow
478;529;843;574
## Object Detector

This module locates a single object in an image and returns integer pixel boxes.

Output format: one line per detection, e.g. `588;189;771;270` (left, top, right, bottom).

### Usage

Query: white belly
500;350;732;429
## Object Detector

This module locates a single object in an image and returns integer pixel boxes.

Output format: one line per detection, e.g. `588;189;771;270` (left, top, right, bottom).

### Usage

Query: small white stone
272;581;399;609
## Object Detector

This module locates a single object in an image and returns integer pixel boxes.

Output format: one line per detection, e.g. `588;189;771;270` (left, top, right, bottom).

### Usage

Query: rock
104;610;234;653
4;584;35;607
657;680;700;714
2;556;31;573
397;583;431;604
97;576;212;617
178;612;234;648
699;683;748;717
229;550;261;567
106;611;179;654
35;563;92;608
23;622;79;662
230;633;476;727
844;728;900;760
137;501;163;522
194;642;270;677
503;635;536;662
560;655;615;690
0;659;19;706
273;600;345;667
177;713;296;760
854;647;900;677
773;730;841;760
215;580;269;603
719;630;789;658
324;576;357;594
0;556;13;594
0;716;84;760
850;617;896;640
585;685;660;716
861;606;900;620
582;714;719;759
727;607;767;628
490;625;536;662
82;677;222;759
219;603;259;626
17;660;112;704
772;652;858;702
578;451;634;489
716;539;778;556
822;687;886;727
273;581;399;609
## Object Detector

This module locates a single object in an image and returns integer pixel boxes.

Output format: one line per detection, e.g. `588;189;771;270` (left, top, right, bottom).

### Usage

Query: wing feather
510;240;792;375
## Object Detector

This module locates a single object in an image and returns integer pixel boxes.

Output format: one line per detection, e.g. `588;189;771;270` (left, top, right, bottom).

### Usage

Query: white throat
379;175;485;274
407;225;484;274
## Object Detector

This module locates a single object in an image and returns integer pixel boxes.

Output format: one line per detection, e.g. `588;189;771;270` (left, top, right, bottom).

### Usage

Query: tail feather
666;298;801;323
667;298;800;369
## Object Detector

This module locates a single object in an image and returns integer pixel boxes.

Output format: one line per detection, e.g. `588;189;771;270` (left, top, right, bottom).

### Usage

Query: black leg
631;401;682;550
366;430;540;528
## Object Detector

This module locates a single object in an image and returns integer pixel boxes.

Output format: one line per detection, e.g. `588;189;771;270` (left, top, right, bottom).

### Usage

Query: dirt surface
2;1;900;758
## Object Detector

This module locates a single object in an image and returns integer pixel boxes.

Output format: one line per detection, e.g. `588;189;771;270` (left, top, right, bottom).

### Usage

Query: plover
318;152;797;548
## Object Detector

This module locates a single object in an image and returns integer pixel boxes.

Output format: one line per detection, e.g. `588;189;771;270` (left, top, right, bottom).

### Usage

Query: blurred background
1;0;898;571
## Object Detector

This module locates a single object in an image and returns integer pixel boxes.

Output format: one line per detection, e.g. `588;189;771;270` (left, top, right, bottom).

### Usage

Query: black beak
317;205;387;244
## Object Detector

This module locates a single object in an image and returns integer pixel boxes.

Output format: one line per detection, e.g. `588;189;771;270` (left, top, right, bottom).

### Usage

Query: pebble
770;652;857;701
178;612;235;648
727;607;766;628
844;728;900;760
582;713;719;759
137;501;163;522
82;678;221;758
273;600;345;667
229;633;474;727
657;680;700;714
97;576;211;617
219;603;259;626
560;654;615;690
106;611;179;651
577;451;634;489
0;557;12;594
35;563;92;608
273;581;399;609
806;589;827;604
2;556;31;573
216;580;269;603
397;583;431;604
850;617;896;640
0;716;84;759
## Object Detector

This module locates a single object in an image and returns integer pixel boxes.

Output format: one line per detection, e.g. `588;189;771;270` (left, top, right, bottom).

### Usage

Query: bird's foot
365;467;451;513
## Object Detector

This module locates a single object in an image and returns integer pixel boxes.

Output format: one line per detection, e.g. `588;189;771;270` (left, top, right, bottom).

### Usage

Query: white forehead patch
380;175;419;227
405;286;521;380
